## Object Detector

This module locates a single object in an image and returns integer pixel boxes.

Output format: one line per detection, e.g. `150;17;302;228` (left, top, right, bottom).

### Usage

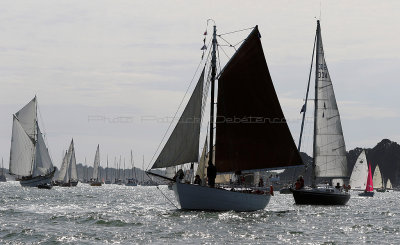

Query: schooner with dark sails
148;24;303;211
9;96;56;188
291;20;350;205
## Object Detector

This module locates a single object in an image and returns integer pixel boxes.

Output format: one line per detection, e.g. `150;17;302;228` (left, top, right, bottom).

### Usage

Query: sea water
1;181;399;244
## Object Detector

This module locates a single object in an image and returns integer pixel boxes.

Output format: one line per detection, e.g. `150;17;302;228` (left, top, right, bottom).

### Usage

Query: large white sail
373;165;383;189
349;150;368;190
15;97;37;139
314;26;348;179
92;145;100;180
68;140;78;181
57;151;69;182
152;69;205;169
9;116;35;176
33;125;54;177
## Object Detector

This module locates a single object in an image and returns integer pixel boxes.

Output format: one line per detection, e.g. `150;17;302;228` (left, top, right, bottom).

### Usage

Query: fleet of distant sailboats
1;21;398;215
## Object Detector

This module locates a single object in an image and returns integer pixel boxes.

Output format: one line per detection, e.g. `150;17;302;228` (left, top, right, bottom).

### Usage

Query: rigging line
217;35;236;50
146;37;213;171
218;26;254;36
218;45;231;60
156;186;179;209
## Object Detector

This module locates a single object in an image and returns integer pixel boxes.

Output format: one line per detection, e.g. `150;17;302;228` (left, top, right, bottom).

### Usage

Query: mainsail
313;21;348;179
365;163;373;192
215;26;302;173
373;164;383;189
92;145;100;180
152;69;205;169
68;140;78;181
9;97;54;178
349;150;368;190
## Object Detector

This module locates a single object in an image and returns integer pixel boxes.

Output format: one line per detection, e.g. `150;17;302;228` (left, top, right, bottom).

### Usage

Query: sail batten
215;26;302;173
313;21;348;179
152;69;205;169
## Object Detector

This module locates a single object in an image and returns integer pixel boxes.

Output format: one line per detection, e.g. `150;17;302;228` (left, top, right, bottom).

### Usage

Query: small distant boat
9;96;56;188
359;163;374;197
373;164;385;192
55;139;79;187
126;150;138;186
105;155;111;184
90;145;102;186
386;179;393;191
291;21;350;205
349;150;368;191
0;158;6;182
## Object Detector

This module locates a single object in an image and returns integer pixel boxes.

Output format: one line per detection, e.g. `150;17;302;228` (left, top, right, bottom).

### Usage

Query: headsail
313;21;348;179
349;150;368;190
33;124;54;177
373;164;383;189
9;116;35;176
92;145;100;180
386;179;392;189
195;138;208;183
152;69;205;169
215;26;303;173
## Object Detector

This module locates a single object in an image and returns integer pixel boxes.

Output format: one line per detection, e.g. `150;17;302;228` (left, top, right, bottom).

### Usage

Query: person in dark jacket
207;163;217;187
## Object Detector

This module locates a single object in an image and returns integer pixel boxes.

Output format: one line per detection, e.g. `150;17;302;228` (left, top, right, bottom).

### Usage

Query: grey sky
1;1;399;169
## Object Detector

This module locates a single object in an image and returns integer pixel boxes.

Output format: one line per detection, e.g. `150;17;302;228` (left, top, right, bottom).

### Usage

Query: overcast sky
1;1;399;170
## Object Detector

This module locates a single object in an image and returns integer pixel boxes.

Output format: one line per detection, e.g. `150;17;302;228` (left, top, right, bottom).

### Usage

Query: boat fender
270;185;274;196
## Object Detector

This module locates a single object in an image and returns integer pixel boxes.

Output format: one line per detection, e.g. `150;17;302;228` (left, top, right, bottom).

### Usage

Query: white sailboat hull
172;182;271;212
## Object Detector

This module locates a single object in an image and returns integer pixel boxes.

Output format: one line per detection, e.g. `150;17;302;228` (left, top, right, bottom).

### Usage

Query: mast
31;97;38;176
124;158;126;183
208;25;217;168
312;20;321;188
106;155;109;181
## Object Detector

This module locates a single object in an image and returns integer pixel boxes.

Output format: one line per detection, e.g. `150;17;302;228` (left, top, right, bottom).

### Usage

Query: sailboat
9;96;56;188
349;150;368;191
386;179;393;191
0;158;7;182
291;21;350;205
358;163;374;196
55;139;78;187
105;156;111;184
126;150;138;186
373;164;385;192
148;24;303;211
90;144;102;186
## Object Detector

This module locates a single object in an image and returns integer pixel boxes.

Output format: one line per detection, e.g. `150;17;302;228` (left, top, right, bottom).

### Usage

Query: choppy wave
1;182;400;244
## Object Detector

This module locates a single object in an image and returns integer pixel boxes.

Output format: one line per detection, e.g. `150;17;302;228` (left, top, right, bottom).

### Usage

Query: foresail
349;150;368;190
57;151;69;182
386;179;392;189
373;164;383;189
152;69;205;169
314;21;348;178
33;125;54;177
195;138;208;183
215;26;303;173
9;116;35;176
15;97;37;139
92;145;100;179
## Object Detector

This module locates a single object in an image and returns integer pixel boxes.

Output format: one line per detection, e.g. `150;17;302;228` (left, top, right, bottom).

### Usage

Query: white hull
172;182;270;212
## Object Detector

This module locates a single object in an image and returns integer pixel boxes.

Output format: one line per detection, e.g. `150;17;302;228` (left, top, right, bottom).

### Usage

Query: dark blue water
1;181;399;244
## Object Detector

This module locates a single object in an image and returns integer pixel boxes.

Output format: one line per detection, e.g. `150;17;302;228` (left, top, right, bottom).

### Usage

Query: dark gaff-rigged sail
215;26;303;173
151;68;205;169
